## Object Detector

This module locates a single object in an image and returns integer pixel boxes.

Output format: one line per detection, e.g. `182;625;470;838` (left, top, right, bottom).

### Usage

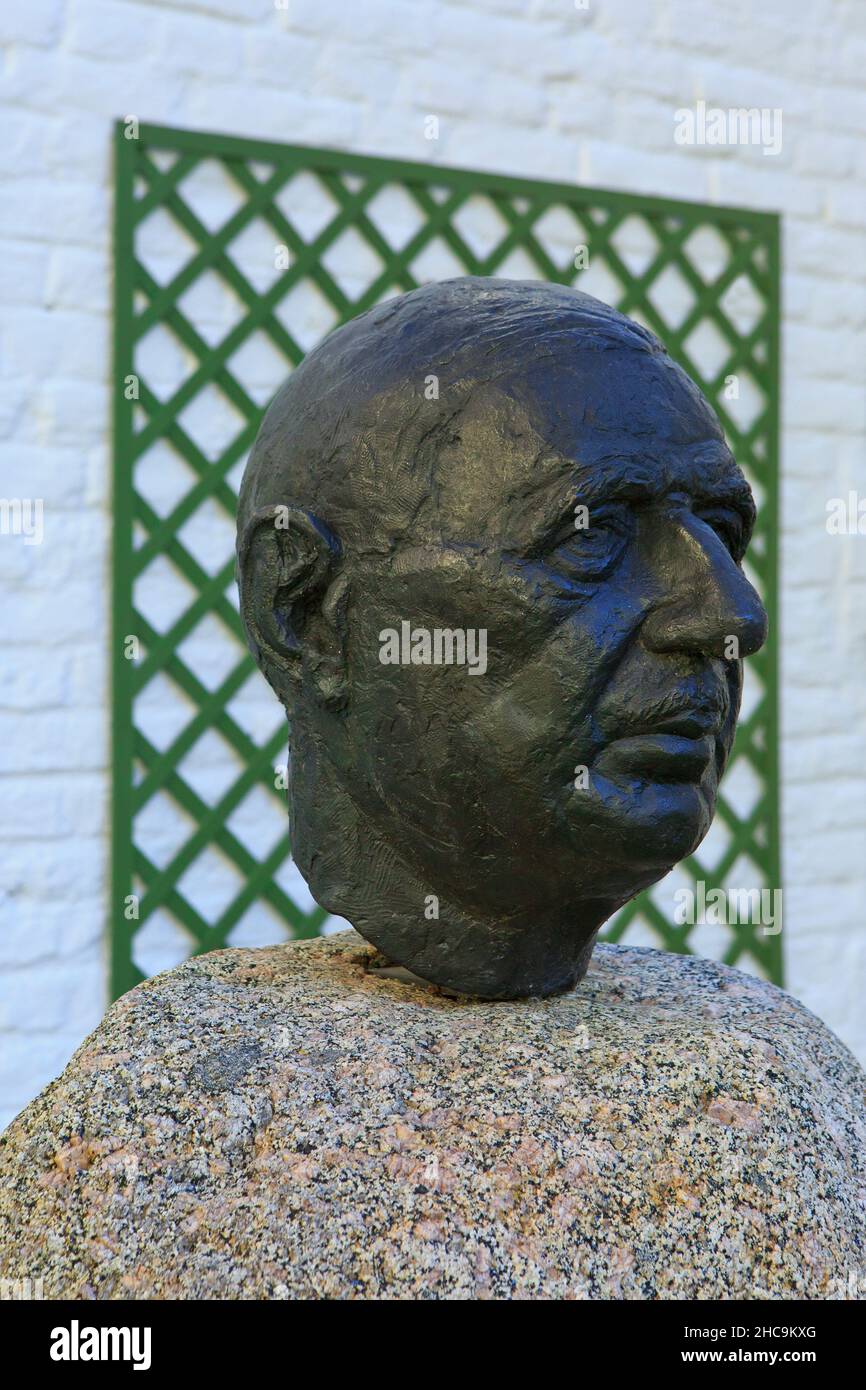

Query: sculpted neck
287;726;617;1000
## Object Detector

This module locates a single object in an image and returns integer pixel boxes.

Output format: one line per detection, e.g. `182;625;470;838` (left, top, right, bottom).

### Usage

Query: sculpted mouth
624;710;724;741
597;706;726;783
598;731;717;783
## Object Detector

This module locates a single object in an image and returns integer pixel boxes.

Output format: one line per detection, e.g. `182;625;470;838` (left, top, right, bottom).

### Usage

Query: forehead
430;347;750;542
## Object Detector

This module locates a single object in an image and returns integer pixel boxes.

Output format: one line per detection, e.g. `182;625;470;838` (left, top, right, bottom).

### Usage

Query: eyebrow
526;448;756;555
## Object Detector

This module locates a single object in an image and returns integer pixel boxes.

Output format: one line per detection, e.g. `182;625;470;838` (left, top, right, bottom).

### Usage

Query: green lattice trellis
112;120;780;999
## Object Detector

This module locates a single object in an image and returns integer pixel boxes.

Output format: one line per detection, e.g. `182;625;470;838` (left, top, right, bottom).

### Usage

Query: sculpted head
237;278;767;998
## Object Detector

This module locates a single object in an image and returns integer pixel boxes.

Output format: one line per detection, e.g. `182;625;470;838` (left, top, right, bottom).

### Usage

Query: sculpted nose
640;512;768;660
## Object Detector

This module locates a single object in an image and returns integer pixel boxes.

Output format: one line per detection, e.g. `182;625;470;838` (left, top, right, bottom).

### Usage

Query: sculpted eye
551;504;632;579
697;507;746;561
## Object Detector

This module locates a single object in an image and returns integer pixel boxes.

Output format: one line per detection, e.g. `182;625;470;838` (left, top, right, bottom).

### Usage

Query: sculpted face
238;279;767;998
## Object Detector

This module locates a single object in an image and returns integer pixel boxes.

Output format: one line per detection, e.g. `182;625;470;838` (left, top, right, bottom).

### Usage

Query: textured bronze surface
237;278;767;998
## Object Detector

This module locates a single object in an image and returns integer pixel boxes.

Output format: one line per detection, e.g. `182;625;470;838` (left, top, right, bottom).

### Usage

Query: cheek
345;569;639;787
462;625;614;792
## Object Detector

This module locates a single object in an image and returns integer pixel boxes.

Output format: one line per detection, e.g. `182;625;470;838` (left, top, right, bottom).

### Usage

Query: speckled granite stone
1;931;864;1300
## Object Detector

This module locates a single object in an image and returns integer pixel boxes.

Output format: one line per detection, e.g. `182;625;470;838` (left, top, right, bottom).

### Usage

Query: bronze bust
237;278;767;999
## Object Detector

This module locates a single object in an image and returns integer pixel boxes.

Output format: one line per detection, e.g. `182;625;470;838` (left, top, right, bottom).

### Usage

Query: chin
635;781;717;863
566;776;716;880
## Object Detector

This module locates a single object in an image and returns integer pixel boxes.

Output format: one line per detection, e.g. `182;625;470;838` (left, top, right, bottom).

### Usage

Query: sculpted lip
600;732;717;782
598;706;725;782
626;711;724;741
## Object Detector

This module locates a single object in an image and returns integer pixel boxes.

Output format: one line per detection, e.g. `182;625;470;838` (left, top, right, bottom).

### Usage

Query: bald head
237;277;721;557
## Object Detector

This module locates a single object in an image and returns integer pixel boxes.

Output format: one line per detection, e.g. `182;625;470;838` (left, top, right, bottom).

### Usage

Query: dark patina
237;278;767;998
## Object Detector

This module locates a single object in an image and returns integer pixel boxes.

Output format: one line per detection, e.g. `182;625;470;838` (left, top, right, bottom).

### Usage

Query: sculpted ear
237;504;343;702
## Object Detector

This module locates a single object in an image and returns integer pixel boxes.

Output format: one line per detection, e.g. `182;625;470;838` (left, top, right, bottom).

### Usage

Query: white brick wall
2;0;865;1128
